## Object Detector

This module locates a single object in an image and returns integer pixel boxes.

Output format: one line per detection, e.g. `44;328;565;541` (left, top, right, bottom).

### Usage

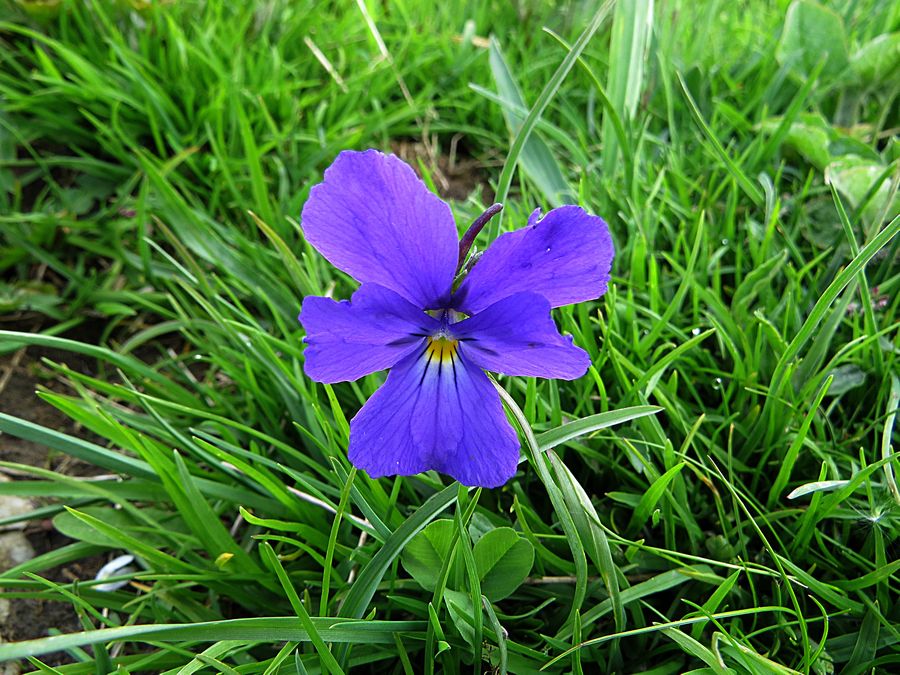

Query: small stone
0;496;33;530
0;532;35;571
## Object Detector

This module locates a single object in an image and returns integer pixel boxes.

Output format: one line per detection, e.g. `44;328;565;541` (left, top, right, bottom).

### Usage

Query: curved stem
457;203;503;273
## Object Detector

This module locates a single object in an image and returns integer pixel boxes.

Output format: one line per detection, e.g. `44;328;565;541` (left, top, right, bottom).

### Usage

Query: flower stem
457;203;503;273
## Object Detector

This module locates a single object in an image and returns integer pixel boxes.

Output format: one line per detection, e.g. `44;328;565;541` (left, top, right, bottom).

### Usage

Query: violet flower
299;150;613;488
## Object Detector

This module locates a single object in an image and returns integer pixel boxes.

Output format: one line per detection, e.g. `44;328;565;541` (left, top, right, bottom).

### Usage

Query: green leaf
549;451;626;661
776;0;849;78
731;251;788;321
601;0;653;176
626;462;686;534
443;589;477;648
786;479;850;499
825;156;899;224
338;483;458;620
95;301;137;317
824;364;866;396
0;617;426;661
61;506;196;574
489;1;613;236
473;527;534;602
850;33;900;86
400;519;456;592
660;628;731;675
844;607;880;675
832;560;900;592
535;405;662;452
487;39;575;207
785;117;831;171
760;113;881;170
760;113;835;170
53;506;186;549
260;543;345;675
752;213;900;447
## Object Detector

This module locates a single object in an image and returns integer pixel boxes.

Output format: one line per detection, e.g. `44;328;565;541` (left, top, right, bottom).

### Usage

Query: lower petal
348;344;520;488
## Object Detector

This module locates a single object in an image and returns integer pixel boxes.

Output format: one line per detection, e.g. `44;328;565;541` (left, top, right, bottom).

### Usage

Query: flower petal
301;149;459;309
455;206;614;314
348;346;520;487
299;283;439;383
453;292;590;379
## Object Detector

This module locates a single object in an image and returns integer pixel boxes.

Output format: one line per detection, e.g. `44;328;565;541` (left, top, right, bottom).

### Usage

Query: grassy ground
1;0;898;672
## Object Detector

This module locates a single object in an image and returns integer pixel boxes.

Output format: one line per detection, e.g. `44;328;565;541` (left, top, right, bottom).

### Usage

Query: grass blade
490;0;615;237
601;0;653;177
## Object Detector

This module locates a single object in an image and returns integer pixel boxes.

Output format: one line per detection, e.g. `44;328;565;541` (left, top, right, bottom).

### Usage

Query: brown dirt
2;528;106;646
1;313;109;664
390;137;497;202
0;337;100;474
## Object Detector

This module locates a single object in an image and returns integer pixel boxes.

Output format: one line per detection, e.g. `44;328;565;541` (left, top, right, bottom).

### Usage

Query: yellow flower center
425;336;459;365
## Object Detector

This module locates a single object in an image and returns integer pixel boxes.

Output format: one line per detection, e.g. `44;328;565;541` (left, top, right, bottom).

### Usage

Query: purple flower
298;150;614;488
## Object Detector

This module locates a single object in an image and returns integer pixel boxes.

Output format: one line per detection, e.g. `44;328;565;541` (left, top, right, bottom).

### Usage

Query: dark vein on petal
419;351;434;386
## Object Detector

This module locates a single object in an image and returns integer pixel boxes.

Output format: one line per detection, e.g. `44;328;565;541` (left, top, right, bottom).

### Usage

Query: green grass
1;0;899;672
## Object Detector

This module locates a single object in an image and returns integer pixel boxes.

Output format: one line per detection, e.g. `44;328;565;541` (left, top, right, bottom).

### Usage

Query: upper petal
299;283;439;383
453;292;590;380
348;345;520;488
454;206;614;314
301;149;459;309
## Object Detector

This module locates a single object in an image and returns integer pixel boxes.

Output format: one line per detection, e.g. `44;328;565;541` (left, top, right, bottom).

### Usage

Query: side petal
299;283;439;383
453;292;590;380
301;149;459;309
455;206;614;314
348;347;520;488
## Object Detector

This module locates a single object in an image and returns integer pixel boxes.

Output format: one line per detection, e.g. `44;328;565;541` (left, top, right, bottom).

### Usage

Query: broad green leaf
760;113;879;170
850;33;900;86
825;156;899;223
400;518;456;592
776;0;849;78
443;588;477;648
473;527;534;602
338;483;458;620
824;364;866;396
762;114;831;170
785;122;831;171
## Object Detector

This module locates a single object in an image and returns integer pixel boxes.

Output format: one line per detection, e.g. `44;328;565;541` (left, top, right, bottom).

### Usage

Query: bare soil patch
1;314;109;663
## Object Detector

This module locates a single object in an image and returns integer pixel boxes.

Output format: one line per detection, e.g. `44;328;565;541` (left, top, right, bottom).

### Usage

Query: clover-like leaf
776;0;849;79
473;527;534;601
400;518;456;591
850;33;900;87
